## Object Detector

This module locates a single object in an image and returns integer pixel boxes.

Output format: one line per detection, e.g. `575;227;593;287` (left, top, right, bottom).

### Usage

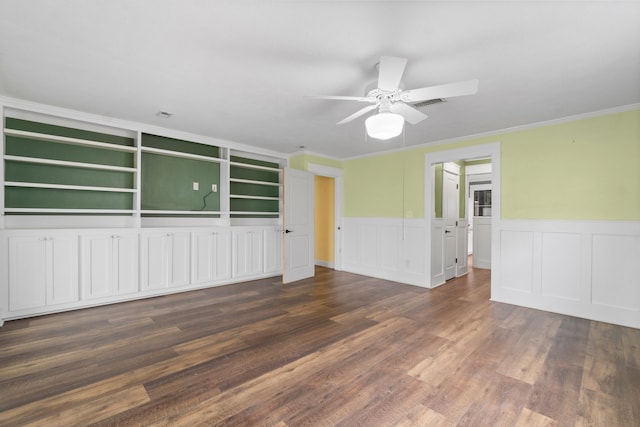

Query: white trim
465;163;492;175
307;163;343;271
141;146;226;164
425;142;501;288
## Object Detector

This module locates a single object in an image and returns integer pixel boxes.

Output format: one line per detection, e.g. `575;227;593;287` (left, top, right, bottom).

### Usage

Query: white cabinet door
82;233;139;299
264;228;282;275
141;231;191;290
9;234;78;311
82;234;113;299
232;229;264;278
113;233;139;295
169;232;190;288
192;230;231;285
9;236;48;310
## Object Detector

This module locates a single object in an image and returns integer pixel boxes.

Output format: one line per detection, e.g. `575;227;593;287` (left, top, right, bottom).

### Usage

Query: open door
443;168;459;280
282;168;315;283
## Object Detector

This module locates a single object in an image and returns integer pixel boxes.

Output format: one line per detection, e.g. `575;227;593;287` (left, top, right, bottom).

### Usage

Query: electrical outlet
211;184;217;192
192;182;199;191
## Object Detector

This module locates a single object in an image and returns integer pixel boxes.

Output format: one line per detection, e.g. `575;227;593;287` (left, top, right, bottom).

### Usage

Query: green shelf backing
142;133;220;158
230;182;279;198
5;117;134;147
5;161;134;188
230;198;279;213
141;153;220;211
5;136;134;167
5;187;133;210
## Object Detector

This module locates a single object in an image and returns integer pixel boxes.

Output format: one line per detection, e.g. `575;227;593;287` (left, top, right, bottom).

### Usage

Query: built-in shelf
230;195;279;201
141;146;226;164
229;161;281;173
230;178;280;187
4;155;137;173
5;181;137;193
230;211;280;216
140;210;222;215
4;128;137;152
2;113;285;225
4;208;136;214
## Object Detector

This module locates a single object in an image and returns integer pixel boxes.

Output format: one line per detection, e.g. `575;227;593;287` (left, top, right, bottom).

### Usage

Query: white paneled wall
342;216;639;328
342;218;427;287
493;220;640;329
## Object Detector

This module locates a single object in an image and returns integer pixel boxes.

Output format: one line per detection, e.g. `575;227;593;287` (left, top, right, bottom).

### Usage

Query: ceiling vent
412;98;445;109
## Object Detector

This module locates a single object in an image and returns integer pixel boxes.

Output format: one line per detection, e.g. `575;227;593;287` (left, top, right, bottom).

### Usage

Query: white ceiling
1;1;639;159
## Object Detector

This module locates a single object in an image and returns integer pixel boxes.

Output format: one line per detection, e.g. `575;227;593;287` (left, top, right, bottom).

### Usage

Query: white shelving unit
2;118;139;218
229;153;282;219
1;108;286;228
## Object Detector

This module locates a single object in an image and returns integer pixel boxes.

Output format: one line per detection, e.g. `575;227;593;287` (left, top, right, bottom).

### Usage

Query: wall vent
412;98;444;109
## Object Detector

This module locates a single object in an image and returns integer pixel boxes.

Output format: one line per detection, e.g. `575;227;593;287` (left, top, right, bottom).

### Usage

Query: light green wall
343;109;640;221
289;153;342;171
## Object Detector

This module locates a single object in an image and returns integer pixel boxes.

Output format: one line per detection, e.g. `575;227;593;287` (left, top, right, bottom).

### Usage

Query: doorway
314;175;335;268
424;143;501;288
307;163;343;271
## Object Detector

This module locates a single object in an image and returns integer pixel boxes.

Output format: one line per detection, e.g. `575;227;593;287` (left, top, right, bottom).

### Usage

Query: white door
283;168;314;284
443;170;459;280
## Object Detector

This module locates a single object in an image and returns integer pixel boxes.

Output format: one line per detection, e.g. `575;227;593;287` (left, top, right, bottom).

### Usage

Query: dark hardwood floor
1;266;639;426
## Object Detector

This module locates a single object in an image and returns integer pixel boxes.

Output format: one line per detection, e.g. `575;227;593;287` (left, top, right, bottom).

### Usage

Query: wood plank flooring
1;266;639;426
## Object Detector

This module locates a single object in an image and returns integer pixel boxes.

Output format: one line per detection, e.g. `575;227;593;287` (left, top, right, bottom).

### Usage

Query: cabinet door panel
141;234;168;290
263;229;282;275
169;232;190;287
115;234;138;295
83;235;113;299
49;236;79;305
249;231;264;275
214;231;231;281
9;237;47;310
192;232;214;284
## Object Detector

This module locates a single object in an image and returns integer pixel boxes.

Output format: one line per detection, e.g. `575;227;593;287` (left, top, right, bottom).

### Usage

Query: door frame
307;163;343;271
424;142;501;288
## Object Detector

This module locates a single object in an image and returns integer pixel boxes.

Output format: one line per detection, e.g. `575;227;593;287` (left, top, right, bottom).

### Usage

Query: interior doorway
307;163;343;271
314;176;335;268
424;143;501;289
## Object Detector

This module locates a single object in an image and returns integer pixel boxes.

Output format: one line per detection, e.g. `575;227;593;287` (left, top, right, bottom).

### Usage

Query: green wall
141;134;221;212
343;109;640;221
4;118;135;210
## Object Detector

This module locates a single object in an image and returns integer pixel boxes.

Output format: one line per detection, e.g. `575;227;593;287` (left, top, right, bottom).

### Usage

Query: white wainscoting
342;218;427;287
493;220;640;329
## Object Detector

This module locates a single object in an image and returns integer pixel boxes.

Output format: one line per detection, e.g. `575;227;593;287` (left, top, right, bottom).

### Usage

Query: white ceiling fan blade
402;79;479;103
307;95;374;102
377;56;408;91
389;102;428;125
337;104;378;125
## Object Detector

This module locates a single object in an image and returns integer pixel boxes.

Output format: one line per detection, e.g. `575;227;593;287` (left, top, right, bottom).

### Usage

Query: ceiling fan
312;56;479;140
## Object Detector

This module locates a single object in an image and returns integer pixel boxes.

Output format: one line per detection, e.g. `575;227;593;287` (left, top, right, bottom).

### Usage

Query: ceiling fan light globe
365;113;404;140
